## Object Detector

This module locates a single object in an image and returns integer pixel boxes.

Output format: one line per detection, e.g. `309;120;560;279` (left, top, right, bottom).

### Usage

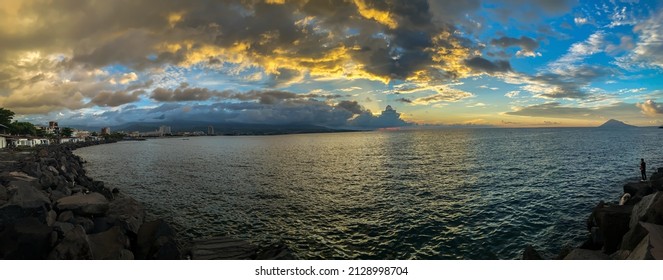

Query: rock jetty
524;168;663;260
0;142;292;260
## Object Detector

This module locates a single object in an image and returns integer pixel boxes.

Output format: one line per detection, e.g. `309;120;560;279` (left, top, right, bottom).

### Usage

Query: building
0;136;6;149
46;121;59;135
101;127;111;135
159;125;172;136
208;125;215;135
72;129;90;138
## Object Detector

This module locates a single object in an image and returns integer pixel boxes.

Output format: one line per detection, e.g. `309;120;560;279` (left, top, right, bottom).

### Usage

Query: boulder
621;223;648;251
650;170;663;191
589;203;633;254
57;210;75;223
46;210;57;226
7;181;50;209
0;183;50;227
49;190;68;203
106;194;145;235
55;193;109;216
136;219;181;260
623;182;653;199
0;217;53;259
626;223;663;260
52;222;75;237
522;245;543;260
2;171;38;182
629;192;660;229
48;225;93;260
610;250;631;260
563;249;610;260
73;216;95;234
88;226;131;260
642;192;663;225
0;184;7;202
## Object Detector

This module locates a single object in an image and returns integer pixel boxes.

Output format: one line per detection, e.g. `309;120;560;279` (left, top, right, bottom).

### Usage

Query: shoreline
0;141;291;260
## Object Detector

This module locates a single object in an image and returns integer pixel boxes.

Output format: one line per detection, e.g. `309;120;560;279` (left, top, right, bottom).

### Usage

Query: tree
0;108;14;127
61;127;74;137
9;121;37;136
91;131;98;137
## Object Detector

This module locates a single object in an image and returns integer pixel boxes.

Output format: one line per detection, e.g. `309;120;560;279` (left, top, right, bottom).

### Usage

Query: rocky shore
524;169;663;260
0;142;291;260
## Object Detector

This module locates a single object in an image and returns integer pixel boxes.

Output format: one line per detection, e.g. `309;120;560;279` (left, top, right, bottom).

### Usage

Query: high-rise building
101;127;111;135
208;125;215;135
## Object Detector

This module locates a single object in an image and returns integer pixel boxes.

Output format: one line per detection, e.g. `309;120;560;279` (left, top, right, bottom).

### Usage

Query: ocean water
74;128;663;259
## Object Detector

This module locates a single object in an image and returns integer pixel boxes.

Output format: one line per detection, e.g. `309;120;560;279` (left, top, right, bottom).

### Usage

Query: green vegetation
104;132;126;141
0;108;14;127
9;121;37;136
60;127;73;137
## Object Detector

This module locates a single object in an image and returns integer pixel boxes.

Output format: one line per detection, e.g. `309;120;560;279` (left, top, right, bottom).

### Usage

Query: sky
1;0;662;129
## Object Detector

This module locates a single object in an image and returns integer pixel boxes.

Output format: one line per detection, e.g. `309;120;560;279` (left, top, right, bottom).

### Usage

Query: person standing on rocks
640;158;647;181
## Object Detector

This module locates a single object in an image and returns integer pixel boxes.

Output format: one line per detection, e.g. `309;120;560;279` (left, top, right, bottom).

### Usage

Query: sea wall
0;141;181;260
524;169;663;260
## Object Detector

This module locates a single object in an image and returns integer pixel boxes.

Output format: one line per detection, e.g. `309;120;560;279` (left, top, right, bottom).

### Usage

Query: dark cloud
349;105;411;128
89;90;144;107
464;57;512;74
490;36;540;57
395;98;412;103
335;100;364;115
150;83;231;102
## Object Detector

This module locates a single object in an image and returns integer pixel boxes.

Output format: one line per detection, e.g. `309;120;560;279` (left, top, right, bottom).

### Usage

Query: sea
73;127;663;259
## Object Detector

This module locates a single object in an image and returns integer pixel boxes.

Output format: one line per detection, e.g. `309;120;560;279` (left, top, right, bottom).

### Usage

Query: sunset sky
1;0;662;128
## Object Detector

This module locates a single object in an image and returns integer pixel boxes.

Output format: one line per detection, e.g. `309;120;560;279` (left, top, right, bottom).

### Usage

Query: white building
0;136;6;149
159;125;172;136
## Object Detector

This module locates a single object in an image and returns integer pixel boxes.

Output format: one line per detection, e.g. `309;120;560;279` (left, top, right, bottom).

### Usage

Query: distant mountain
111;120;358;135
598;119;637;128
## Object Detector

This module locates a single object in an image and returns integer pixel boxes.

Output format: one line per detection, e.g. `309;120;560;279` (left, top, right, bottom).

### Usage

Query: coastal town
0;107;218;149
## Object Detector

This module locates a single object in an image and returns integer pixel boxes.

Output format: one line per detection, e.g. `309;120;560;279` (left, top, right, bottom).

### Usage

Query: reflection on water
74;128;663;259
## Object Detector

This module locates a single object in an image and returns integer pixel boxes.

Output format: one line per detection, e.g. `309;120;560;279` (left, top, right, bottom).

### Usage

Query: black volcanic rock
598;119;636;128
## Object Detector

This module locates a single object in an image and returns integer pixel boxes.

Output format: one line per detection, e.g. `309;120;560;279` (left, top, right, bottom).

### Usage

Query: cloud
616;8;663;70
151;83;231;102
335;100;364;114
348;105;411;128
548;31;605;73
505;90;520;98
489;36;541;57
464;57;512;74
411;88;473;105
636;100;663;116
395;97;412;103
574;17;589;25
505;101;640;119
89;90;144;107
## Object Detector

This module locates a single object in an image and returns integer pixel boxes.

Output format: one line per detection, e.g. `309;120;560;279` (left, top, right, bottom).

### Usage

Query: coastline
0;141;291;260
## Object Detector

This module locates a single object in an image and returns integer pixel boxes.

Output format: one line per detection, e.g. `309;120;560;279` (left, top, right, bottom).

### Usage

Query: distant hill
111;120;357;135
598;119;637;128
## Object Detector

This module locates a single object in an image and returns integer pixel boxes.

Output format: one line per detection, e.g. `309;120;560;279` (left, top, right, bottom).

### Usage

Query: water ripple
74;128;663;259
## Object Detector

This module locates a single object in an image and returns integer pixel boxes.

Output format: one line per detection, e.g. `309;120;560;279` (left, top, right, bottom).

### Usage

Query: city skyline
1;0;662;128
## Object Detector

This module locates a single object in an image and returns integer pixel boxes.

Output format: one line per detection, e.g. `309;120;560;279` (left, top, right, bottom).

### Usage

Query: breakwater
524;170;663;260
0;141;290;260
